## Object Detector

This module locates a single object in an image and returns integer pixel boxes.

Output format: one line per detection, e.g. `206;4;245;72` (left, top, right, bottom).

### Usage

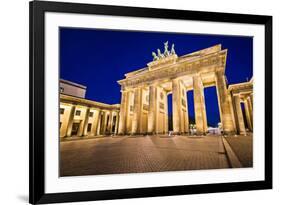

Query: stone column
250;94;253;108
91;109;100;136
228;93;237;133
96;111;102;135
247;96;253;127
99;111;105;135
172;79;181;134
148;85;157;134
125;91;134;134
193;75;207;135
110;113;116;134
233;95;246;134
82;107;90;136
183;89;189;133
164;91;169;133
244;99;253;131
250;94;253;126
66;105;75;137
102;112;108;134
77;108;88;137
107;111;113;134
115;112;119;134
118;91;128;134
215;70;236;134
132;88;142;134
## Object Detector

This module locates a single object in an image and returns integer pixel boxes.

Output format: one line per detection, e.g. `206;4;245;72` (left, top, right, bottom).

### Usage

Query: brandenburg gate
117;42;251;135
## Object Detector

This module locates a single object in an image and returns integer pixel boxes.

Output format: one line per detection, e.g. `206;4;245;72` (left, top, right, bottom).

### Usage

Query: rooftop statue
164;41;170;57
171;44;176;55
152;52;159;61
157;49;164;59
152;41;176;61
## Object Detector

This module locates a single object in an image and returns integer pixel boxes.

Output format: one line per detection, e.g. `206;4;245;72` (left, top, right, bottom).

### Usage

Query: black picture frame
29;1;272;204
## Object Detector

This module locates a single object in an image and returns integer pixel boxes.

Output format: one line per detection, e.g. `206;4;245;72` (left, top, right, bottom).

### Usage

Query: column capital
193;73;201;77
215;66;226;73
148;82;158;87
120;89;129;93
171;77;185;85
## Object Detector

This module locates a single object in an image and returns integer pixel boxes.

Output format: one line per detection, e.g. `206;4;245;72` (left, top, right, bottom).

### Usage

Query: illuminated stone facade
59;80;120;138
117;44;253;135
228;78;253;134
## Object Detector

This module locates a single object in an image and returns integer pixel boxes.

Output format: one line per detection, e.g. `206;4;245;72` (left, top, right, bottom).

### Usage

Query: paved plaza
59;135;244;177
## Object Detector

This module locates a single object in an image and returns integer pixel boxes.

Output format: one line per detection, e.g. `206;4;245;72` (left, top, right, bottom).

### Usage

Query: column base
221;130;237;135
195;131;207;136
146;132;156;135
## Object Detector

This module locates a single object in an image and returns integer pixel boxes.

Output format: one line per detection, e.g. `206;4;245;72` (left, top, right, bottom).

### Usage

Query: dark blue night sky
60;28;253;126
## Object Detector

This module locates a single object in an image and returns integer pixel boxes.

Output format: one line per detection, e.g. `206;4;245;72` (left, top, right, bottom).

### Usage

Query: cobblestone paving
225;133;253;167
60;135;230;176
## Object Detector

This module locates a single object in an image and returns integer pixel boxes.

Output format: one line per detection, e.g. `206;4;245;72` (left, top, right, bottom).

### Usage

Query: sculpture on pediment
164;41;170;57
152;52;159;61
157;49;164;59
151;41;176;61
171;43;176;55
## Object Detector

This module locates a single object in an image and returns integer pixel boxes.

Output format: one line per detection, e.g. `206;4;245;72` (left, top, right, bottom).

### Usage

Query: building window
60;108;64;115
87;123;92;132
146;95;149;102
89;111;94;117
159;102;164;109
182;98;186;107
143;104;149;111
60;87;64;93
75;110;81;116
160;92;164;100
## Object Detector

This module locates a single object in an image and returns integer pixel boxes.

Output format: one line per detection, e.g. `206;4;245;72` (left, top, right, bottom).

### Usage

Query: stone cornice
228;81;253;91
60;94;120;110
